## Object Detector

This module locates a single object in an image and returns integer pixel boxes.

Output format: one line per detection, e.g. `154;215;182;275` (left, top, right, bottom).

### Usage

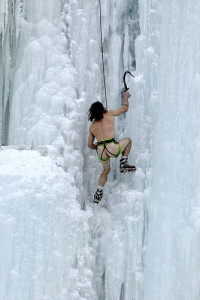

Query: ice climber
88;90;136;203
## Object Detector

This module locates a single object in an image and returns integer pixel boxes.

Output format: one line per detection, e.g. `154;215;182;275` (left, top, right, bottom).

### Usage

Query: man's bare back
90;111;115;142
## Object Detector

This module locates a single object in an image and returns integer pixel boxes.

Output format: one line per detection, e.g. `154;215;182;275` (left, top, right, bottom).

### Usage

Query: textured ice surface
0;149;95;300
138;1;200;299
1;0;200;299
0;0;142;299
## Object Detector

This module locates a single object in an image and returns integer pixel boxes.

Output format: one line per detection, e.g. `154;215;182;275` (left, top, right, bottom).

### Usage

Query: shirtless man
88;90;136;203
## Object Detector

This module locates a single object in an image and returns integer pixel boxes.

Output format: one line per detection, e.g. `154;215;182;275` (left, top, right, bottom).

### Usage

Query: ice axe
123;70;134;93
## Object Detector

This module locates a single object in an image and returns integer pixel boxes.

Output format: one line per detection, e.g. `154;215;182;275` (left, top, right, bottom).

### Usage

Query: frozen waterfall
1;0;200;300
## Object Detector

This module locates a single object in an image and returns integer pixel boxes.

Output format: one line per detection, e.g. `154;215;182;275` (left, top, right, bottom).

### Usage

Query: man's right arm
88;128;96;150
110;90;131;116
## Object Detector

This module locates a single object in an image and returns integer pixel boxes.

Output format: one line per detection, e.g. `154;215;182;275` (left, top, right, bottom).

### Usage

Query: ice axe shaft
123;70;134;92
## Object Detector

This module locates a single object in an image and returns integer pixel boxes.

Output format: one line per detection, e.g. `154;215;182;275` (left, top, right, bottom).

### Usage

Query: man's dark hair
88;101;107;122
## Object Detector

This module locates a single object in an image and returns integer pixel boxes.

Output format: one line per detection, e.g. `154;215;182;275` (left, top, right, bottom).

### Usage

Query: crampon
94;188;103;204
120;157;136;173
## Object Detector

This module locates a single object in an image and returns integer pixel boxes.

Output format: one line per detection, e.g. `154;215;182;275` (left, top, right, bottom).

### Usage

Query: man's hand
124;90;131;99
110;90;132;116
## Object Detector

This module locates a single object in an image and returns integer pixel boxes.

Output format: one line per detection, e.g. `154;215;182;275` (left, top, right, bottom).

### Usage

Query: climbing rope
98;0;108;109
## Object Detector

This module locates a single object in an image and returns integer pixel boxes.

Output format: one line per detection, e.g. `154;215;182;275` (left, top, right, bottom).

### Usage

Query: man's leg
94;160;110;203
99;160;111;187
118;137;136;173
119;137;132;156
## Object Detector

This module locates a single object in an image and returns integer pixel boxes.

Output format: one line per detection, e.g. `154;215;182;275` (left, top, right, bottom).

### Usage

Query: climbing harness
97;138;121;161
123;70;134;92
96;138;121;161
98;0;108;109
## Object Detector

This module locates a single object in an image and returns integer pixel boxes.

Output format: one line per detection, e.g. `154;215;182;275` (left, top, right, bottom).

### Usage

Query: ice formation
1;0;200;299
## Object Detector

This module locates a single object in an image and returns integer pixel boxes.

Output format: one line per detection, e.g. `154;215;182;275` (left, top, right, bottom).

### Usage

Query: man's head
88;101;107;122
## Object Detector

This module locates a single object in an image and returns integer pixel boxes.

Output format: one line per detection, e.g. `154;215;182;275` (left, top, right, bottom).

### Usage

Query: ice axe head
123;70;134;93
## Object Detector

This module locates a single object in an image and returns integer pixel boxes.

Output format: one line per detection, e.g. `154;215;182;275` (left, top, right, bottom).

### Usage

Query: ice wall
0;0;94;299
136;1;200;299
0;0;22;145
0;1;143;299
0;149;96;300
66;2;148;300
3;0;200;299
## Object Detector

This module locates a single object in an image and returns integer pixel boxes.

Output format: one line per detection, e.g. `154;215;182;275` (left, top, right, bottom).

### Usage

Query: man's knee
125;137;132;146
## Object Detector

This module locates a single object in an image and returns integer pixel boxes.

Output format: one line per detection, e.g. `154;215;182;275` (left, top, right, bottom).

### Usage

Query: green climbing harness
97;138;121;161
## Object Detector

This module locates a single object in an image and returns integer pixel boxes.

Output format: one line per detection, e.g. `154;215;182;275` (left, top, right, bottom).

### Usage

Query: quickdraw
123;70;134;93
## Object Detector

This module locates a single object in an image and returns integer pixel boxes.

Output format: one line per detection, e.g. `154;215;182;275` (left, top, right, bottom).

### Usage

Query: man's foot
120;156;136;173
94;188;103;204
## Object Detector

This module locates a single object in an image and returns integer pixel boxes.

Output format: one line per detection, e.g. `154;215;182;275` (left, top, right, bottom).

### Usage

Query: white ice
1;0;200;299
0;148;97;299
138;1;200;299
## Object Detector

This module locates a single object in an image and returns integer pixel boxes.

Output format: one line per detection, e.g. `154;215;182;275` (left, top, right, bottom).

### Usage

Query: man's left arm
88;129;96;150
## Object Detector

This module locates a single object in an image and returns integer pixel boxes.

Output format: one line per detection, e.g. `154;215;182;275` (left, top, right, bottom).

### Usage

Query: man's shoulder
106;110;115;117
89;122;96;133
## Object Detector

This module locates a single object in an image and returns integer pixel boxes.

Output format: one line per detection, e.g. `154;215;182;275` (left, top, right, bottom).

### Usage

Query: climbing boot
94;188;103;204
120;157;136;173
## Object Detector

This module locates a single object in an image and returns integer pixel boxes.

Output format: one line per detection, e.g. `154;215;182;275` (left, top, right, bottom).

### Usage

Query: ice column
0;0;22;146
136;0;200;299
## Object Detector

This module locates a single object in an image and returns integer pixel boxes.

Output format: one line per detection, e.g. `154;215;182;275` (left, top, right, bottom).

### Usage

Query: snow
0;148;95;300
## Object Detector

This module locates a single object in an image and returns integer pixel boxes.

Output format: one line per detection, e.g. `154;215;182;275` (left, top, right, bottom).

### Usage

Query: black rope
98;0;108;109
